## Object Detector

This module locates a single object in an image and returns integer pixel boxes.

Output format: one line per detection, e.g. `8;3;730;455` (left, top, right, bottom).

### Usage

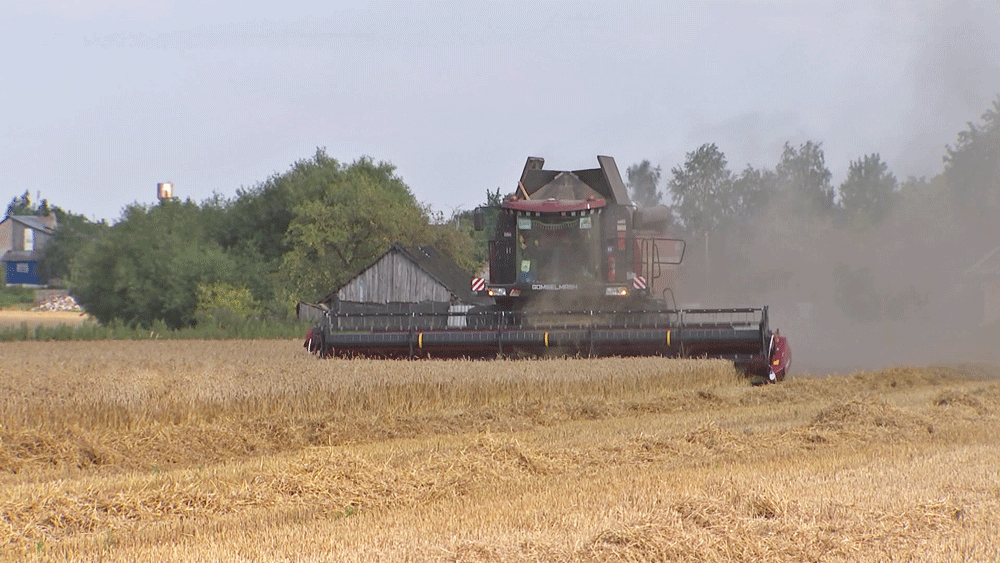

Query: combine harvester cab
306;156;791;383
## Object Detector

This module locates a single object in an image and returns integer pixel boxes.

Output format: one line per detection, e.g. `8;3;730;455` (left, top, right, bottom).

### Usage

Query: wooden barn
298;244;486;328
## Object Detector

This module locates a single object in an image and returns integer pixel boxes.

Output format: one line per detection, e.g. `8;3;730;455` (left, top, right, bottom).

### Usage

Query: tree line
21;151;475;329
629;96;999;241
11;96;999;330
624;95;1000;325
627;140;897;238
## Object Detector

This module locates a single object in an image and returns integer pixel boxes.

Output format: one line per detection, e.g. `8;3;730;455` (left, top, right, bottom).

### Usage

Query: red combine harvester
306;156;790;383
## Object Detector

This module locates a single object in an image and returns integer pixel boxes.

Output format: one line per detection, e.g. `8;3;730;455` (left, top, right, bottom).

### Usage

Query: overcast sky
3;0;998;222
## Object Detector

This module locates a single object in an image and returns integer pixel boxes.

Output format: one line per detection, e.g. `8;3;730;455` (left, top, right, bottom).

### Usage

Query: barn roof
321;243;483;305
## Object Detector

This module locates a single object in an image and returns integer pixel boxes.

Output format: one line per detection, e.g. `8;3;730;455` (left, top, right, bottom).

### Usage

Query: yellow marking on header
667;330;671;346
544;332;549;347
419;333;423;348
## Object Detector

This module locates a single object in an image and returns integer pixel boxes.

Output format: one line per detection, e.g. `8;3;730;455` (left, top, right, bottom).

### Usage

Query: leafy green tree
218;156;321;264
280;155;474;300
626;160;663;208
776;141;835;214
214;149;367;308
71;200;242;329
67;148;478;323
838;153;898;225
4;190;56;218
194;281;260;329
37;209;108;285
6;191;34;217
667;143;734;238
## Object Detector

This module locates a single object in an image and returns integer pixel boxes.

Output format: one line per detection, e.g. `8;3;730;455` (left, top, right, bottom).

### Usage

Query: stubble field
1;339;999;561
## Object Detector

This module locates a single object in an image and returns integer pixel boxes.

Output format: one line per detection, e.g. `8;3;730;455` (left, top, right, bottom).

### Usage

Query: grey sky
3;0;998;222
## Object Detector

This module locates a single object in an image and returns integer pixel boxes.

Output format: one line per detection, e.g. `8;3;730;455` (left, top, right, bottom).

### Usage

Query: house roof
322;243;483;304
6;215;56;235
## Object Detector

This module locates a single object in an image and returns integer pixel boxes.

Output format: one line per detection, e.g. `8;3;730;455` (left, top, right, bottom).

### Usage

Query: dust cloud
665;0;1000;375
672;171;998;376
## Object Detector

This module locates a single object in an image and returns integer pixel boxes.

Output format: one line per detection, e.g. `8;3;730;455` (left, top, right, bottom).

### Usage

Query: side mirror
473;208;486;231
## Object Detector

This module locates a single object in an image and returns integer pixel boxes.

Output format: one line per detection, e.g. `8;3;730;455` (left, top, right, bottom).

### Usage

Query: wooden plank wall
337;249;451;303
296;301;327;324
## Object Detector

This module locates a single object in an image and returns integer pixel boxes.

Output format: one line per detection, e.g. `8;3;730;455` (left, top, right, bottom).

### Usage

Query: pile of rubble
33;294;83;312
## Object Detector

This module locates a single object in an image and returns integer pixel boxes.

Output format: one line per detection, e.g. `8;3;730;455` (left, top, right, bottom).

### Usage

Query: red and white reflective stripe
632;275;647;290
471;277;486;292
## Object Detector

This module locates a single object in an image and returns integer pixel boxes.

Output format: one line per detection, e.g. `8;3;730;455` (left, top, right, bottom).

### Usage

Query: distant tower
157;182;174;202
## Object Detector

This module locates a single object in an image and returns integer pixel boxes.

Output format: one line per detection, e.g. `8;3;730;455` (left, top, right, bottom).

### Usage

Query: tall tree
730;165;777;217
217;150;335;264
667;143;734;238
943;95;1000;211
5;191;33;217
71;200;242;329
838;153;898;225
626;160;663;208
776;141;835;214
37;207;107;285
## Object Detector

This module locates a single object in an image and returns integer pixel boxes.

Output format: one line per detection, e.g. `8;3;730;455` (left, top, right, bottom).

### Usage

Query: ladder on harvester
636;236;685;307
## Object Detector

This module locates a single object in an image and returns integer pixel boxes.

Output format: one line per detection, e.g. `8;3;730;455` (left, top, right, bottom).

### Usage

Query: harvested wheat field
1;340;999;561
